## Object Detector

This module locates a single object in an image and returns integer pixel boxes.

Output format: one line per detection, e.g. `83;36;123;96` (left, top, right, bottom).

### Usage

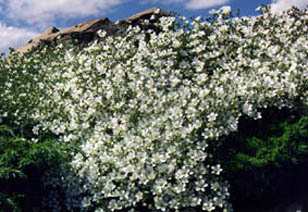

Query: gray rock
15;7;169;55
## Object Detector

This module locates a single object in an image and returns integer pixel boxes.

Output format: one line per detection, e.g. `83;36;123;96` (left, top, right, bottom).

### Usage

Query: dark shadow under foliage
0;119;77;212
212;107;308;211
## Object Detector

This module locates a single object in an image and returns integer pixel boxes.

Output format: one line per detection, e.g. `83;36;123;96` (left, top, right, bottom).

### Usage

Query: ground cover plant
0;5;307;211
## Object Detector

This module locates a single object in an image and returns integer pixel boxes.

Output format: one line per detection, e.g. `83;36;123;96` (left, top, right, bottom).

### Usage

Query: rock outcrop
16;7;169;55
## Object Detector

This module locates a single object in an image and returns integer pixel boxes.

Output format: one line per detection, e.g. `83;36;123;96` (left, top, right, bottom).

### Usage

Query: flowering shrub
0;5;307;212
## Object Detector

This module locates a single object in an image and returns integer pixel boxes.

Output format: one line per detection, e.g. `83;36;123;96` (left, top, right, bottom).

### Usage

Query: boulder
15;7;169;55
118;6;169;26
17;26;60;54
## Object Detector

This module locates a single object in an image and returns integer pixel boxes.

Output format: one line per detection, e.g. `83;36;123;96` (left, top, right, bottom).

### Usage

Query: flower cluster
0;6;307;212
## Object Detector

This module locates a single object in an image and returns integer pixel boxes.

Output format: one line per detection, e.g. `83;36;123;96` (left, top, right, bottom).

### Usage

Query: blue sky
0;0;307;54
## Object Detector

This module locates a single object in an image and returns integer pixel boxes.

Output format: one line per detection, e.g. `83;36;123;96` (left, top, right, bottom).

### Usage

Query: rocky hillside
16;7;168;55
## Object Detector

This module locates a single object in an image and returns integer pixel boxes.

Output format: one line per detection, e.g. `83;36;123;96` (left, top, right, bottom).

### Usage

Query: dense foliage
0;5;307;212
215;107;308;210
0;121;77;211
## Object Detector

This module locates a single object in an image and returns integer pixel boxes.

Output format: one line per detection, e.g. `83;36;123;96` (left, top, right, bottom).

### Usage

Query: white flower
208;112;218;122
97;30;107;38
220;6;231;15
203;200;215;211
211;164;223;175
209;9;218;15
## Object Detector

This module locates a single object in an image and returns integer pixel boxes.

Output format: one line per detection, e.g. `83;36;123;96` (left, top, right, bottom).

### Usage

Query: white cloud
5;0;129;27
0;22;38;54
146;0;184;3
143;0;230;10
270;0;307;13
185;0;230;10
